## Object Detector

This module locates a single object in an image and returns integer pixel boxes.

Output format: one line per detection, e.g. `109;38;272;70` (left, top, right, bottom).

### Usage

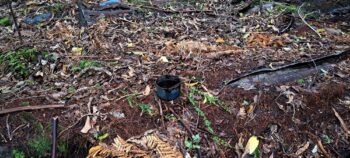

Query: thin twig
7;1;22;42
0;104;66;115
6;115;10;141
332;108;350;138
298;3;322;38
156;98;165;128
0;133;7;143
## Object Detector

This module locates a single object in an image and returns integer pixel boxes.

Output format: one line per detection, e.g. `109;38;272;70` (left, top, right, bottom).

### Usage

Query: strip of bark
0;104;65;115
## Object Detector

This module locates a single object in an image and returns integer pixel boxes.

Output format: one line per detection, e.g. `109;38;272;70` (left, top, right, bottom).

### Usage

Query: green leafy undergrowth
0;48;56;79
0;48;38;78
188;88;231;147
12;149;25;158
28;136;51;157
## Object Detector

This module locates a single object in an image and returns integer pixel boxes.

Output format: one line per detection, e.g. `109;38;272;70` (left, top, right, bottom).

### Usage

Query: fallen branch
225;49;350;86
298;3;322;38
332;108;350;138
0;104;65;115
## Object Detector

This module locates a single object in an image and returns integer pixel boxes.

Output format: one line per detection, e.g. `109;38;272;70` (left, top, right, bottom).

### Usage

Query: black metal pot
155;75;181;101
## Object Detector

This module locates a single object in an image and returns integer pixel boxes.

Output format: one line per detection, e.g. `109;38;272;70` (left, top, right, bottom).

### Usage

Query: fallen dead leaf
237;107;246;119
81;116;92;133
143;85;151;96
216;37;225;43
295;141;309;156
244;136;259;154
158;56;169;63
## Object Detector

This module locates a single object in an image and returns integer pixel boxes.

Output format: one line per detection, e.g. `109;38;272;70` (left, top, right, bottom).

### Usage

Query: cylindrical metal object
51;117;58;158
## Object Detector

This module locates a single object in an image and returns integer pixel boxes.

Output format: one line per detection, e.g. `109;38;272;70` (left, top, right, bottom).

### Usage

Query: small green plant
253;148;261;158
138;103;154;116
28;136;51;157
12;149;25;158
190;88;230;112
275;2;298;13
51;3;64;13
20;101;30;106
68;86;76;94
164;113;176;121
188;88;231;147
126;94;154;116
58;142;68;155
71;60;101;72
93;132;109;141
127;95;137;108
297;79;305;85
0;16;11;26
185;134;201;149
0;48;38;78
321;134;333;144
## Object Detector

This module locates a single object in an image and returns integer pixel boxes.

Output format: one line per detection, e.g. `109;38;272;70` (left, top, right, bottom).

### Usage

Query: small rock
325;28;343;35
110;111;125;119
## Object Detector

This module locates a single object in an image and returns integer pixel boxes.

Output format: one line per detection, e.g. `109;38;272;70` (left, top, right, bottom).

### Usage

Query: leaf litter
0;0;350;157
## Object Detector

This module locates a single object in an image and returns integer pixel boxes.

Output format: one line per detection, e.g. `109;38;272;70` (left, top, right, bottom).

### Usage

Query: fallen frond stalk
0;104;66;115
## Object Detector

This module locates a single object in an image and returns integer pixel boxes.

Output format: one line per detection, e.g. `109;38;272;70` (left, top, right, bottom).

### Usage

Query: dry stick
168;107;202;158
156;98;165;128
332;108;350;138
0;104;65;115
7;1;22;42
298;3;322;38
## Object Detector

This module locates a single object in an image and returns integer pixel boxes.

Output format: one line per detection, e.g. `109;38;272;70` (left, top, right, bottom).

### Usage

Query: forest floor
0;0;350;157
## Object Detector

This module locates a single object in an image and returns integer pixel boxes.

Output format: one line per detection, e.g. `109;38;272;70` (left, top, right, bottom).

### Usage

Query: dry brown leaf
247;33;285;47
175;40;216;53
237;107;246;119
143;85;151;96
80;116;92;133
47;21;75;45
246;105;254;114
295;141;309;156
